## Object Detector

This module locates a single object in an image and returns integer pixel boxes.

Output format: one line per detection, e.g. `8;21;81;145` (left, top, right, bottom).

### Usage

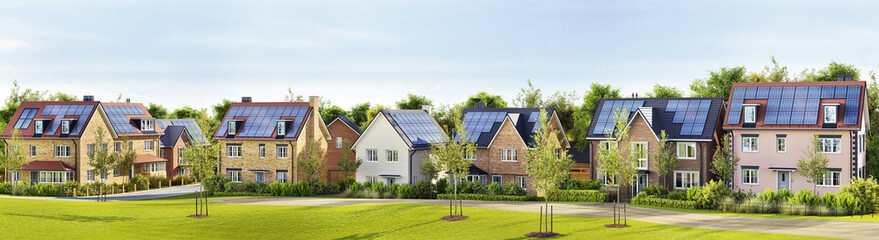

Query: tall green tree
181;140;221;217
524;109;573;233
298;139;326;181
170;106;207;119
210;99;233;136
321;105;348;125
147;103;169;119
711;133;740;184
798;61;860;82
513;79;544;108
419;158;442;199
348;102;371;128
570;83;620;149
2;129;28;195
747;56;790;83
797;135;829;193
430;106;474;219
284;88;305;102
336;140;361;179
866;72;879;178
544;91;579;140
396;94;433;110
464;92;507;108
652;130;678;189
361;104;391;130
86;127;119;202
432;103;463;135
689;66;747;100
644;85;684;98
595;109;639;226
0;81;76;132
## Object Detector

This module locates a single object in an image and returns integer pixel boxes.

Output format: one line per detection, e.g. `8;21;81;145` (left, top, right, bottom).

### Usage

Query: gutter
409;150;416;184
72;139;78;182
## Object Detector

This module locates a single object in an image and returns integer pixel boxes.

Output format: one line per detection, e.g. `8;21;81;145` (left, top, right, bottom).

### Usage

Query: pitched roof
213;102;313;140
101;102;162;136
723;81;867;129
1;101;99;139
135;154;167;164
376;109;447;150
330;115;362;135
21;161;75;171
585;98;724;141
159;126;186;147
156;119;206;143
459;107;556;148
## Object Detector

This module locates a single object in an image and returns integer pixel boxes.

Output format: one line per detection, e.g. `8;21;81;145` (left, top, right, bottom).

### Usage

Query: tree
652;130;678;189
711;133;740;184
867;72;879;178
169;106;207;119
689;66;747;100
181;140;221;217
86;127;119;202
594;109;639;227
524;109;573;234
419;158;442;199
464;91;507;108
570;83;620;149
321;105;348;125
747;56;790;83
298;139;325;181
116;136;137;184
348;102;371;128
432;103;463;135
797;135;830;193
2;129;28;195
396;94;433;110
513;79;544;108
147;103;169;119
644;85;684;98
284;88;305;102
361;104;390;130
430;106;474;220
0;80;76;132
336;139;361;178
210;99;233;136
544;91;579;141
798;61;860;82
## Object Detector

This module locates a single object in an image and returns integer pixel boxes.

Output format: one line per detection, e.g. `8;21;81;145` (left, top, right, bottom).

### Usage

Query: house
325;115;362;183
723;78;870;194
156;119;207;179
214;96;331;184
585;97;725;197
568;144;590;180
1;96;164;185
459;103;570;195
352;106;446;185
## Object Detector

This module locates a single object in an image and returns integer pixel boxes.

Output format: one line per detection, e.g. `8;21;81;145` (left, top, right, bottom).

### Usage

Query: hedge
546;189;607;202
437;193;540;201
211;192;273;197
632;196;698;209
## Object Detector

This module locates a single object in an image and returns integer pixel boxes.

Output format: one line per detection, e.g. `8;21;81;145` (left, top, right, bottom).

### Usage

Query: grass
0;198;826;239
630;204;879;222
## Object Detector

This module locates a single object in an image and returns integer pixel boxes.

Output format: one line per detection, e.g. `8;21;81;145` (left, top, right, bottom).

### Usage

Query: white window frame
742;169;758;185
677;142;696;159
276;171;288;183
61;120;70;134
277;121;286;136
743;105;757;123
178;148;185;164
144;162;166;173
817;171;841;187
366;176;378;183
228;121;237;135
466;175;485;183
818;138;841;154
141;119;155;131
515;176;527;190
599;141;616;151
366;149;378;162
87;144;95;155
335;137;343;148
54;145;71;157
386;150;398;162
742;137;758;152
633;142;648;169
144;140;154;151
823;105;838;124
114;142;121;153
39;171;68;184
87;170;95;182
464;150;476;160
30;145;36;157
501;149;518;162
227;145;242;158
228;170;242;183
776;137;786;153
277;145;288;159
386;177;396;185
674;171;700;189
34;120;43;134
255;172;265;183
9;171;21;182
259;145;266;158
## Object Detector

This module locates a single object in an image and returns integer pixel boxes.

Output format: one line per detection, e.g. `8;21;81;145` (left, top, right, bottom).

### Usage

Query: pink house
724;78;869;194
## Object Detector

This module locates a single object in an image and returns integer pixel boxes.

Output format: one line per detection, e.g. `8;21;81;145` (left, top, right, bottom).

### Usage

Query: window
386;150;398;162
501;149;517;162
862;134;867;153
466;175;485;182
818;138;841;153
277;122;286;135
228;170;241;183
743;169;758;184
742;137;758;152
743;105;757;123
599;141;616;151
40;171;68;183
818;171;841;187
386;178;396;185
114;142;121;153
87;144;95;155
178;148;185;164
277;145;288;159
61;120;70;134
141;119;154;131
227;145;241;157
336;137;343;148
159;148;165;158
34;121;43;134
824;105;838;124
276;171;288;183
144;140;154;151
129;142;133;152
601;174;616;186
101;143;107;151
633;142;648;169
9;171;20;182
366;149;378;162
114;167;120;176
515;176;527;190
492;175;502;184
228;121;237;135
776;137;786;153
677;142;696;159
464;150;476;160
674;171;700;189
100;172;107;180
366;176;378;183
54;145;71;157
259;144;265;158
87;170;95;182
144;162;166;173
30;145;36;157
255;172;265;183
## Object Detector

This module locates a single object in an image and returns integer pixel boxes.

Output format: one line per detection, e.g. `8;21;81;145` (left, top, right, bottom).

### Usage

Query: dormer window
743;105;757;124
61;120;71;134
277;121;286;135
228;121;237;135
34;121;44;134
823;104;838;124
140;119;155;131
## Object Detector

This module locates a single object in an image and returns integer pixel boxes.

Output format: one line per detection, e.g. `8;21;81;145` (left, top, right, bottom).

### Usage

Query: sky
1;1;878;111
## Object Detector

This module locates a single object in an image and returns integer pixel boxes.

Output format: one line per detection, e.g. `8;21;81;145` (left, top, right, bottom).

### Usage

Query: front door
632;174;648;197
777;171;790;190
30;171;38;185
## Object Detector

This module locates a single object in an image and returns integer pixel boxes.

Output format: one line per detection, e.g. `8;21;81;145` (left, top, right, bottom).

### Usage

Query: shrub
149;176;169;188
632;196;698;209
667;190;688;200
685;186;701;201
362;181;373;189
130;174;150;191
486;182;502;195
412;180;434;199
172;175;193;186
841;177;879;213
0;182;11;194
789;190;819;207
325;182;341;195
835;191;863;215
12;181;29;195
503;182;526;196
31;183;58;197
245;182;270;194
437;193;540;201
212;192;272;197
546;189;608;202
337;177;355;191
395;184;412;199
310;181;327;195
294;181;313;196
435;178;448;194
580;180;603;190
349;181;363;193
564;178;580;190
693;180;729;209
57;181;79;197
202;175;229;194
371;182;387;194
270;181;284;196
820;192;838;208
640;185;669;197
601;186;619;202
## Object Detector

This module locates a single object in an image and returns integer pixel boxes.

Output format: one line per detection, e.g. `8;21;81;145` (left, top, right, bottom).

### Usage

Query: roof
329;115;362;135
1;101;99;139
156;119;206;143
159;126;187;147
213;102;313;140
102;102;162;136
21;161;75;171
135;154;167;164
467;165;488;175
376;109;447;150
585;98;724;141
459;107;556;148
723;81;867;129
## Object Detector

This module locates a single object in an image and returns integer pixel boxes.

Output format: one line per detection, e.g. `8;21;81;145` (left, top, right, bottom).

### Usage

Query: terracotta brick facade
325;119;360;183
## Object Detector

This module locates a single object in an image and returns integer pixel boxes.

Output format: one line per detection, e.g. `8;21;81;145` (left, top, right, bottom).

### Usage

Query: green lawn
630;204;879;222
0;198;827;239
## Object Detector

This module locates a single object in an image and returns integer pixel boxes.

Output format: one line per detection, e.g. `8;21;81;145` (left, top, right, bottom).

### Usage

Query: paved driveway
0;184;201;201
218;197;879;239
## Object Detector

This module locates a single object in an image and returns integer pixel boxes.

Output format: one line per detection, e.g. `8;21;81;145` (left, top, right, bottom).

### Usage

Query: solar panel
392;111;445;144
14;108;38;129
592;100;644;135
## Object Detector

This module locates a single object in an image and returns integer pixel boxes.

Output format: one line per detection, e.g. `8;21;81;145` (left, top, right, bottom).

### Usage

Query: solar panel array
529;111;548;133
14;108;38;129
104;106;146;133
666;100;711;135
592;100;644;135
215;106;309;138
43;105;95;135
157;119;207;143
462;112;506;142
727;85;862;125
390;112;446;145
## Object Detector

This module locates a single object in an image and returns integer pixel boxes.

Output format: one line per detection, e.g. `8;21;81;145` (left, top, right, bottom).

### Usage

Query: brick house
585;98;725;197
325;115;362;183
214;96;331;184
724;79;870;194
459;103;570;195
1;96;164;185
156;119;207;179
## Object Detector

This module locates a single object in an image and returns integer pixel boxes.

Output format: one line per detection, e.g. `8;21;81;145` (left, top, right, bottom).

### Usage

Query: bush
202;175;229;194
412;180;434;199
325;182;341;195
149;176;169;188
172;175;193;186
394;184;412;199
601;186;619;202
12;181;29;195
30;183;58;196
294;181;313;196
349;181;363;193
693;180;729;209
841;177;879;213
270;181;284;196
244;182;270;194
503;182;526;196
564;179;580;190
686;186;701;201
835;191;863;215
632;196;698;209
59;181;80;197
0;182;11;194
437;193;540;201
580;180;603;190
212;192;272;197
370;182;387;194
435;178;448;194
789;189;819;207
546;189;608;202
311;181;327;195
337;177;355;191
639;185;669;197
667;190;688;200
130;174;150;191
486;182;502;195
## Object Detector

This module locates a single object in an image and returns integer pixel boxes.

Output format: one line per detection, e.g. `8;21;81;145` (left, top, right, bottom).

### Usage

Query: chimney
83;95;94;101
126;98;131;103
837;74;846;81
422;105;432;114
475;102;486;109
242;96;252;103
846;74;854;81
309;96;320;113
